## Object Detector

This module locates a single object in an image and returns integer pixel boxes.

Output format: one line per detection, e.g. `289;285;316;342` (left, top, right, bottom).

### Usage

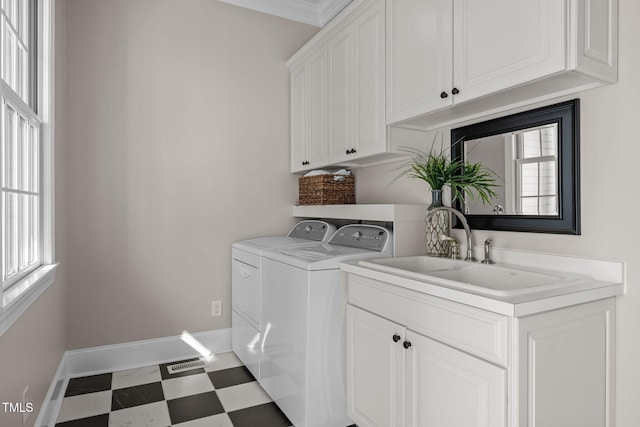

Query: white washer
260;224;393;427
231;220;337;380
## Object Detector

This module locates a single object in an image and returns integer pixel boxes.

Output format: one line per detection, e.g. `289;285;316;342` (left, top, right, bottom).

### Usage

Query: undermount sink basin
358;256;585;296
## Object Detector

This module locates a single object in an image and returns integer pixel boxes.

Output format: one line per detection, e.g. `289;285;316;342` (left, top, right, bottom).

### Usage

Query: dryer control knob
305;225;312;232
352;231;362;240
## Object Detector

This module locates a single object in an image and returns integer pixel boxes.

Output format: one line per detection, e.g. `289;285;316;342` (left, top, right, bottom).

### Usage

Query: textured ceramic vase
426;189;450;256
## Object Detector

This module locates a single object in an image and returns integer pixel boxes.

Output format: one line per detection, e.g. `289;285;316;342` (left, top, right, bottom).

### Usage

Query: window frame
513;127;559;215
0;0;55;336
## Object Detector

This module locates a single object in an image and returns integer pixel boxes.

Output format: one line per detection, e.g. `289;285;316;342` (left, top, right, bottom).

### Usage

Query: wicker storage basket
298;174;355;205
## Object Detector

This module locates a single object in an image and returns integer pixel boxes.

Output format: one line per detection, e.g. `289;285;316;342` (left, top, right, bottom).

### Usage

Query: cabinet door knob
440;91;448;99
452;87;460;95
392;334;401;343
346;149;350;155
403;341;412;349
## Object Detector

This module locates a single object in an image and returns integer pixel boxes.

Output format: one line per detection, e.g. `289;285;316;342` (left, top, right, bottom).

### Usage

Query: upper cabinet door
386;0;453;123
290;49;329;173
307;47;329;168
353;0;386;158
328;26;354;164
290;63;307;173
452;0;566;103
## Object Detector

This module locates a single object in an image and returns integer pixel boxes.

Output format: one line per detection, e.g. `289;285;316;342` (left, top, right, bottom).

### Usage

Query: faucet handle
481;238;495;264
439;235;460;260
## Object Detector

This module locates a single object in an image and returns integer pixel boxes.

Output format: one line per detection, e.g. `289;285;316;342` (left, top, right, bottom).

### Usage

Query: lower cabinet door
346;305;405;427
405;330;507;427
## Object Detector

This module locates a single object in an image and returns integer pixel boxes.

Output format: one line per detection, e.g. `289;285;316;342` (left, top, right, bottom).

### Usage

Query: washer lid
232;220;337;255
233;236;310;254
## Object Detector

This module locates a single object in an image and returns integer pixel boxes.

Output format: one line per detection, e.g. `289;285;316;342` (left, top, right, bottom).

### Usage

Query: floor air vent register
167;359;206;374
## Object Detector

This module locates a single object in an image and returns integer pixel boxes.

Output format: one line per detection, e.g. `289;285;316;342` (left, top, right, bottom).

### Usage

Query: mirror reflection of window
462;123;560;216
513;124;558;215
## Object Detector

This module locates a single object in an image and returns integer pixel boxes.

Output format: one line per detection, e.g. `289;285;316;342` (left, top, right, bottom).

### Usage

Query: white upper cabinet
351;0;386;160
290;48;329;173
289;0;427;173
387;0;618;127
328;25;354;164
452;0;566;103
386;0;453;123
289;0;617;171
290;63;308;172
329;0;386;164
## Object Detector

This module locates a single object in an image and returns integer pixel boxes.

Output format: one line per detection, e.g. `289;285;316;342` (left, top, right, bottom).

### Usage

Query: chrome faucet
426;206;476;262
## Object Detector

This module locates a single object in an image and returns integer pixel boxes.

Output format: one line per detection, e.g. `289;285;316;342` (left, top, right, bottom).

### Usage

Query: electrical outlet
211;300;222;317
22;386;29;425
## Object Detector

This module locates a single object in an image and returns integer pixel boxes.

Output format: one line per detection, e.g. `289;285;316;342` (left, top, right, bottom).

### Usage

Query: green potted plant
393;136;498;256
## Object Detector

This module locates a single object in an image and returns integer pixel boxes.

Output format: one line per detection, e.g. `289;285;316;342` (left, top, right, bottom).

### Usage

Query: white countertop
340;250;625;317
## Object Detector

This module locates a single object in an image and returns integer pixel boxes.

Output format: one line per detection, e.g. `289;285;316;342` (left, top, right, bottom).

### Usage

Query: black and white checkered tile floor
54;352;292;427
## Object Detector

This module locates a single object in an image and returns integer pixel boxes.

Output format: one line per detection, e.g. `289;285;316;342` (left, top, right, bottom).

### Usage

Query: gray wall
63;0;318;348
0;1;68;425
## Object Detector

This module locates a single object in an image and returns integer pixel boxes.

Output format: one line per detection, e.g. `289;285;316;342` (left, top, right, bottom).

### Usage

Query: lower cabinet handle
403;341;412;349
392;334;401;343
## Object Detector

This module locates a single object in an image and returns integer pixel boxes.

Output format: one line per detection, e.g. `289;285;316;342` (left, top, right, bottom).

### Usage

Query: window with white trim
0;0;55;336
514;124;558;215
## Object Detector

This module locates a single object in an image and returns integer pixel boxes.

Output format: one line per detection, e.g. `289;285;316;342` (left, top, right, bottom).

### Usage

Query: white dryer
260;224;393;427
231;220;336;380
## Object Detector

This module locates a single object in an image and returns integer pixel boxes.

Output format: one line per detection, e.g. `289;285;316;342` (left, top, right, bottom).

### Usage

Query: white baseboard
35;328;231;427
34;353;68;427
64;328;232;377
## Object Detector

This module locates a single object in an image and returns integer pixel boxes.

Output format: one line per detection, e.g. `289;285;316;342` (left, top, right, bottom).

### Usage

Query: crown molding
219;0;352;27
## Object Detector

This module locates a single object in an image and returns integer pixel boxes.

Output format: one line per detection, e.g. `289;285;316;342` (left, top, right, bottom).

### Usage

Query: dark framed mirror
451;99;580;234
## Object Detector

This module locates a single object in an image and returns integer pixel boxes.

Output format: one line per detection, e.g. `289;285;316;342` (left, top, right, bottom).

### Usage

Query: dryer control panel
288;220;334;241
328;225;389;251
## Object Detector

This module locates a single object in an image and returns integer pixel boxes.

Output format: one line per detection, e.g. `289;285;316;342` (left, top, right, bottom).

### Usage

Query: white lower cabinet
347;305;505;427
405;329;506;427
346;274;615;427
347;305;405;427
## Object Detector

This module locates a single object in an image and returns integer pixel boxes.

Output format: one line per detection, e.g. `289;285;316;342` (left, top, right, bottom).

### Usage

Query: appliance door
261;258;309;427
232;310;261;380
231;249;260;325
